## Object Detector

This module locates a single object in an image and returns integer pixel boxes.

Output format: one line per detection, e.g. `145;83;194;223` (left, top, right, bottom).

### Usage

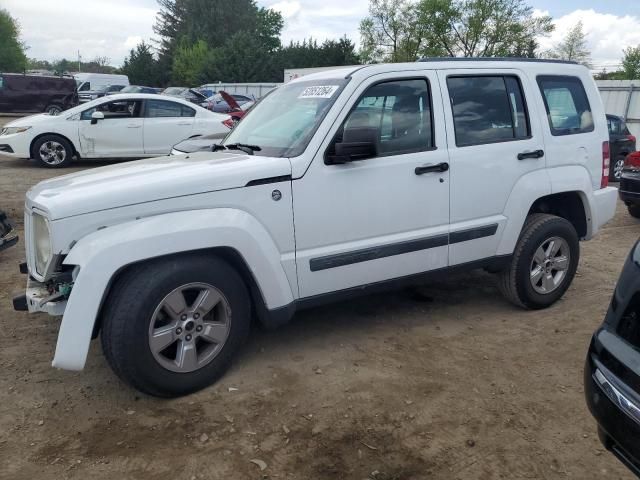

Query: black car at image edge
607;114;637;182
585;240;640;478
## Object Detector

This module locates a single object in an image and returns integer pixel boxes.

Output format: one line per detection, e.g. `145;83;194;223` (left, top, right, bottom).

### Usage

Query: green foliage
27;57;117;75
360;0;553;62
121;41;161;85
172;39;209;85
0;9;28;72
545;21;591;67
594;69;626;81
622;46;640;80
153;0;359;84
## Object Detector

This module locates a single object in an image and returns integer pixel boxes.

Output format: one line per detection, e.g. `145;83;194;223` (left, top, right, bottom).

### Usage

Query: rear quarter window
537;76;594;136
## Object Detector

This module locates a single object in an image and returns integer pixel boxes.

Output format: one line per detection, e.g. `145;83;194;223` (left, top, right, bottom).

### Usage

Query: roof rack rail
417;57;579;65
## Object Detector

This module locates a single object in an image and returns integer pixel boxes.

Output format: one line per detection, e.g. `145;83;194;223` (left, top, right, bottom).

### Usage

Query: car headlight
32;213;52;276
0;126;31;136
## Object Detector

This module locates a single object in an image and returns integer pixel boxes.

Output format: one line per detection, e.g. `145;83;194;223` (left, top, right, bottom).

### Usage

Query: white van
74;73;129;102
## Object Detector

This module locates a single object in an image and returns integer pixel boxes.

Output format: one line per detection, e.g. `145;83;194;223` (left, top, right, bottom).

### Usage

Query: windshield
163;87;187;95
223;78;349;157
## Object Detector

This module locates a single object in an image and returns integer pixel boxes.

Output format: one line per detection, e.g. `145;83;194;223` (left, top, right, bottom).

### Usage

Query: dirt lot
0;115;635;480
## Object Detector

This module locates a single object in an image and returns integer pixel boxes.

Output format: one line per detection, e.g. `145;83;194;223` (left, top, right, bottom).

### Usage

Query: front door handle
415;162;449;175
127;124;142;128
517;149;544;160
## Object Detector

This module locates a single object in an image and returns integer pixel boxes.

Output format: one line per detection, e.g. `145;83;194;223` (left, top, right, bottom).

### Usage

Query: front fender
53;208;295;370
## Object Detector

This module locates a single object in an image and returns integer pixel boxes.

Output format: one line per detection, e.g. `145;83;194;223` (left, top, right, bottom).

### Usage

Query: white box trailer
597;80;640;138
200;82;280;99
284;66;360;83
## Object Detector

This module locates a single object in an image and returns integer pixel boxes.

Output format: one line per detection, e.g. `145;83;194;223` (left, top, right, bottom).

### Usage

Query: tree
416;0;554;58
121;41;161;85
206;31;277;82
622;45;640;80
360;0;434;63
0;9;28;72
546;20;591;67
172;39;209;85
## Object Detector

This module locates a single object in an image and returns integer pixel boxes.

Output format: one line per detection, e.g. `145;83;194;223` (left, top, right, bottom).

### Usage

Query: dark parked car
78;84;126;103
608;114;637;181
585;240;640;478
161;87;207;105
618;152;640;218
0;209;18;252
0;73;78;115
203;92;254;113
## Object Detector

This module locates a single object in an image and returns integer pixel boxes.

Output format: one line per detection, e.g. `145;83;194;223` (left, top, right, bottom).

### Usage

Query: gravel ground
0;116;635;479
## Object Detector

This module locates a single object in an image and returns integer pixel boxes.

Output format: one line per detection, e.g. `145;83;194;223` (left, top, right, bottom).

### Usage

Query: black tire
628;204;640;219
610;156;626;182
498;214;579;309
100;254;251;397
31;135;74;168
44;104;63;116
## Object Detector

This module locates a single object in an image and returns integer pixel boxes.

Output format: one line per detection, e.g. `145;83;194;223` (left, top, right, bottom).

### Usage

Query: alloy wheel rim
48;106;62;115
614;159;624;180
148;282;231;373
39;141;66;165
529;236;570;295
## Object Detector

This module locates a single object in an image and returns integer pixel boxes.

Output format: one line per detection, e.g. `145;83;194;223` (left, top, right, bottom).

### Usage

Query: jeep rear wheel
498;214;579;309
100;254;251;397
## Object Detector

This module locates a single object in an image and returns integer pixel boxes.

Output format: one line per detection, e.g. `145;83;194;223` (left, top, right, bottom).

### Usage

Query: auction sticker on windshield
298;85;339;99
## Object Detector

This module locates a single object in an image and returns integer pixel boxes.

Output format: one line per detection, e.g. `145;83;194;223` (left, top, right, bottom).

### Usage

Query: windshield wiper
225;143;262;155
210;143;227;152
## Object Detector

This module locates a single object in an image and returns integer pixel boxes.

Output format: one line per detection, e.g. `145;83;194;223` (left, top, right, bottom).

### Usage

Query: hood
27;152;292;220
6;113;60;127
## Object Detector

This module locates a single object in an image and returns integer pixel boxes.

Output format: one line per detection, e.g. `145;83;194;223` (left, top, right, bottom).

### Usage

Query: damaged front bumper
13;262;71;316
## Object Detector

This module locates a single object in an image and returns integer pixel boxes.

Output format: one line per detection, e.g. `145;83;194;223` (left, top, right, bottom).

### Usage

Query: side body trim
309;224;498;272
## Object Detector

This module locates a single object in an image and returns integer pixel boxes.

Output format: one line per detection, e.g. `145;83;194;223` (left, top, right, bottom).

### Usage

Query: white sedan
0;93;231;167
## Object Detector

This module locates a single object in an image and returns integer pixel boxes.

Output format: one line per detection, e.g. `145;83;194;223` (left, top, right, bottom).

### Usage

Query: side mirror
330;126;379;164
90;111;104;125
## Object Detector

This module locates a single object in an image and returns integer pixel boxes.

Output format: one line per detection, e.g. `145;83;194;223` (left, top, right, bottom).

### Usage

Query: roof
418;57;579;65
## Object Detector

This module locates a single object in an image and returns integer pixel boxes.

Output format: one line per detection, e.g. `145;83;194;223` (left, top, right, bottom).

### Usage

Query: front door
293;72;451;299
78;99;144;157
143;99;196;154
437;68;547;266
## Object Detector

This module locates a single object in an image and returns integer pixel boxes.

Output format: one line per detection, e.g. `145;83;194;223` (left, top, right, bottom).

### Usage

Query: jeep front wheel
498;214;579;309
100;254;251;397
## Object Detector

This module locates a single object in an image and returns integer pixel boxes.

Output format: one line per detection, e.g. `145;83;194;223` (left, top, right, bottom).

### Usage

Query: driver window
341;79;433;157
80;100;142;120
78;82;90;91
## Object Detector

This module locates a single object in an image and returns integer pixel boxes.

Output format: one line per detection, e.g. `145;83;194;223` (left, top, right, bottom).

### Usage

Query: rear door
143;99;196;154
437;68;547;266
77;98;144;157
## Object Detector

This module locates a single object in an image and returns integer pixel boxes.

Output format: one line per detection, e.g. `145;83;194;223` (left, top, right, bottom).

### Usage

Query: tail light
626;151;640;169
601;141;610;188
222;118;235;129
628;134;637;144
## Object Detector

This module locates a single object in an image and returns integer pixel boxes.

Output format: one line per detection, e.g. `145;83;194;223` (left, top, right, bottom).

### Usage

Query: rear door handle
177;122;192;126
415;162;449;175
127;124;141;128
517;149;544;160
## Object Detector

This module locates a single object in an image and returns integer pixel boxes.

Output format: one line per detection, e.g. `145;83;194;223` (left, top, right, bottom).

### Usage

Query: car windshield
120;86;141;93
163;87;187;95
223;79;349;158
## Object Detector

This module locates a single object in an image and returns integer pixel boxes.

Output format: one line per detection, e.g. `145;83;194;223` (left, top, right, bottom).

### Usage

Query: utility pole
78;50;81;73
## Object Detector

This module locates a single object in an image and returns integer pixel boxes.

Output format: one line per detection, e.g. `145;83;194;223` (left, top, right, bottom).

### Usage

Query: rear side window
447;76;530;147
0;77;3;89
537;76;593;136
146;99;195;118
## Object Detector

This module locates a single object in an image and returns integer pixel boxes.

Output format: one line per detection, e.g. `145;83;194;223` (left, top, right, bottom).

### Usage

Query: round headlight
33;213;51;275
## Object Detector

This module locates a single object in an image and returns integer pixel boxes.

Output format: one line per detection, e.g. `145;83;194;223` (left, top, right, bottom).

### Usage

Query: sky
3;0;640;70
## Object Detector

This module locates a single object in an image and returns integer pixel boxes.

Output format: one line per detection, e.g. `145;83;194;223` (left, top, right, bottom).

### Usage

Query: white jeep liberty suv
13;59;617;397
